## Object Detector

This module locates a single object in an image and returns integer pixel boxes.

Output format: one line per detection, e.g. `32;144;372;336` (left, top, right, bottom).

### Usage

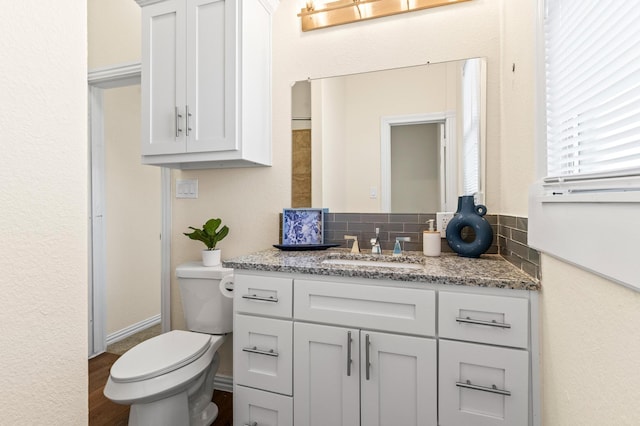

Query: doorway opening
88;63;171;358
381;113;456;213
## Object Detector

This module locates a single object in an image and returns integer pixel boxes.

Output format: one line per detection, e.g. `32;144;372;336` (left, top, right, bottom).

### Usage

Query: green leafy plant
183;218;229;250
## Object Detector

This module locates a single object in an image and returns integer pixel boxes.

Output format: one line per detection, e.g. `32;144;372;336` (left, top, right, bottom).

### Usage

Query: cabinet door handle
185;105;192;136
365;334;371;381
242;294;279;303
346;331;352;376
455;380;511;396
175;106;183;137
455;316;511;329
244;422;257;426
242;346;279;357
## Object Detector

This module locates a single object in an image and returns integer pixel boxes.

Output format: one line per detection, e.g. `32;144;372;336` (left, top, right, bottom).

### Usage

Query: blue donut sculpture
446;196;493;258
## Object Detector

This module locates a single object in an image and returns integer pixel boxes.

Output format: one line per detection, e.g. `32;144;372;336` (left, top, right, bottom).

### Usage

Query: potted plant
183;218;229;266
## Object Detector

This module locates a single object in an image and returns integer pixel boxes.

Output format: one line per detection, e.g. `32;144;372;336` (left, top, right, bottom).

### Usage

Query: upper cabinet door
141;0;187;155
185;0;237;153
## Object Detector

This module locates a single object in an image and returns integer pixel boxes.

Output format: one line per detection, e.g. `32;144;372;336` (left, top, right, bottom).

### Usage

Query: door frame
88;62;171;358
380;112;457;213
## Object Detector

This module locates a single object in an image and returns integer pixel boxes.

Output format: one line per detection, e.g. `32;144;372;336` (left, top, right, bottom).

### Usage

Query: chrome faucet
370;228;382;254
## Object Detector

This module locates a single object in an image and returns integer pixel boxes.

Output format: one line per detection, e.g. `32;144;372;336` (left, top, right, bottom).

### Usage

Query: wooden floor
89;352;233;426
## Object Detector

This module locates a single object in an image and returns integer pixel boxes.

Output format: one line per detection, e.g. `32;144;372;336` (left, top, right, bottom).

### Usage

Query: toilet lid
110;330;212;383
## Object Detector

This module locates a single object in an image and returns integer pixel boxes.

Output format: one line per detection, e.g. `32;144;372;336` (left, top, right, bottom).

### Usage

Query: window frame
528;0;640;291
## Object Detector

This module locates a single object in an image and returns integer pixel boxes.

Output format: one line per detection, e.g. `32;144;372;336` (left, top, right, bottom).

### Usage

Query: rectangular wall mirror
291;58;487;213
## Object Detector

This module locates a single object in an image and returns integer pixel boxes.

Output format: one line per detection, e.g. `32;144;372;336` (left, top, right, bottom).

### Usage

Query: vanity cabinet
137;0;275;169
294;322;437;426
233;273;294;426
294;279;437;426
232;270;538;426
437;291;531;426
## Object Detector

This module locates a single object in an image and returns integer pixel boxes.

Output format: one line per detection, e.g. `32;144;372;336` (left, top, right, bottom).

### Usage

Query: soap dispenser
423;219;441;257
393;239;402;256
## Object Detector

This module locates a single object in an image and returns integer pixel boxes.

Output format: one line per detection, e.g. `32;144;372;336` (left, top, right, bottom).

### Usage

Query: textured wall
88;0;141;69
0;3;88;424
541;255;640;425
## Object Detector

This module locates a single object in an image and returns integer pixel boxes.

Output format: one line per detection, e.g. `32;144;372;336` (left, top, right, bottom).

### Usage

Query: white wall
540;255;640;425
104;85;161;334
88;0;141;69
0;3;87;424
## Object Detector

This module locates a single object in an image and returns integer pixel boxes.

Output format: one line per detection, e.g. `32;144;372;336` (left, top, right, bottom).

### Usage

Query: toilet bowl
104;263;234;426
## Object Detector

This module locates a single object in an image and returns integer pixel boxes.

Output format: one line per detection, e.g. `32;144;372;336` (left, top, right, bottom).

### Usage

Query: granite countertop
223;248;540;291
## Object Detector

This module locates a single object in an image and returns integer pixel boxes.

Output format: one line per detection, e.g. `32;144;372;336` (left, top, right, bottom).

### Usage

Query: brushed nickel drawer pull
242;294;279;303
185;105;192;136
242;346;279;357
365;334;371;381
456;380;511;396
175;106;183;137
346;331;352;376
455;316;511;329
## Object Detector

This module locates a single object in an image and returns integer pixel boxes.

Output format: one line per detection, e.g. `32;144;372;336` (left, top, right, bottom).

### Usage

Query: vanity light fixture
298;0;471;32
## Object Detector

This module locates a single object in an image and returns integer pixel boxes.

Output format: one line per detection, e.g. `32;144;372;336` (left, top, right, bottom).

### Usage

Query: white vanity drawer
234;314;293;395
234;385;293;426
234;273;293;319
439;291;529;349
294;279;436;336
439;340;529;426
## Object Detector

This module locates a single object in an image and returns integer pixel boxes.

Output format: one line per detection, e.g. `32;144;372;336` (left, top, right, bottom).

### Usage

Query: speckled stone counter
223;248;540;291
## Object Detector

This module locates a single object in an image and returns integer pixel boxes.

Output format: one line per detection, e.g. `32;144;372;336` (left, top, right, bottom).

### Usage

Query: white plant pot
202;249;221;267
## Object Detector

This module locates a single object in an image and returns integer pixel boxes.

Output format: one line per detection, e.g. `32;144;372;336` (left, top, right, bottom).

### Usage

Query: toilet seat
111;330;212;383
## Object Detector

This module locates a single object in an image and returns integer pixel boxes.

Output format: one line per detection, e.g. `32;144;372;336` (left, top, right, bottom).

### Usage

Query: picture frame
282;208;326;245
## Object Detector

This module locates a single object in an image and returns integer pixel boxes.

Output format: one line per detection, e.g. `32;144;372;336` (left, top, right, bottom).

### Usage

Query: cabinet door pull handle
175;106;183;137
244;422;258;426
242;294;279;303
455;316;511;329
186;105;192;136
455;380;511;396
242;346;279;357
365;334;371;381
346;331;352;376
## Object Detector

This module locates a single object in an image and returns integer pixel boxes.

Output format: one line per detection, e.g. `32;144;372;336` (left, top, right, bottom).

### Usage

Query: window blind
462;58;481;195
545;0;640;181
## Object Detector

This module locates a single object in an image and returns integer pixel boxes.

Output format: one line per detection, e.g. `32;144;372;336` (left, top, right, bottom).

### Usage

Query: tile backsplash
497;215;541;280
319;213;540;280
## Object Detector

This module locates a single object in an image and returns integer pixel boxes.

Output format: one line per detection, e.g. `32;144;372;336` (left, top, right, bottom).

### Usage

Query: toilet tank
176;262;233;334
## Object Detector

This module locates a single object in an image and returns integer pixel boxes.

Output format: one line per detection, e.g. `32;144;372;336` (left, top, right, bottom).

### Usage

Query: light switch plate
176;179;198;199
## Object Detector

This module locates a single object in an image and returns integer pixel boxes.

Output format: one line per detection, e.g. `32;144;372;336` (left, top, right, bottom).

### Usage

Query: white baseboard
106;314;161;346
214;374;233;393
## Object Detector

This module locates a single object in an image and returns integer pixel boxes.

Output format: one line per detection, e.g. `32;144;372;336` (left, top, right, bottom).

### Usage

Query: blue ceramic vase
446;195;493;258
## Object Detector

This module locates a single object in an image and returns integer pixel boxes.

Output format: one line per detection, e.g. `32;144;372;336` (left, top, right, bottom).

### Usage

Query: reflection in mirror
291;58;486;213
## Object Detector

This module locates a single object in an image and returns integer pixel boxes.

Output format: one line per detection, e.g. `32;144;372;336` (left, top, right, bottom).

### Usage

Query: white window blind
462;58;481;195
545;0;640;182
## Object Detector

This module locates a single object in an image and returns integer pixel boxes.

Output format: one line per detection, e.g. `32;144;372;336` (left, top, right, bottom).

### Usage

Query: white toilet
104;262;234;426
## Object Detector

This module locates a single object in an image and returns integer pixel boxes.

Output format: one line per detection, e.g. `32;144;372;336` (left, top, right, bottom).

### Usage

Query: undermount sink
321;258;424;270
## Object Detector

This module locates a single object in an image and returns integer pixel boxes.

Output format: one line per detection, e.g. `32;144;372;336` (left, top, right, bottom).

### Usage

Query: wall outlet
436;212;454;238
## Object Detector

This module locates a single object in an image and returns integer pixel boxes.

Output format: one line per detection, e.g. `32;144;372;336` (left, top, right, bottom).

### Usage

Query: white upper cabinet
137;0;275;169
